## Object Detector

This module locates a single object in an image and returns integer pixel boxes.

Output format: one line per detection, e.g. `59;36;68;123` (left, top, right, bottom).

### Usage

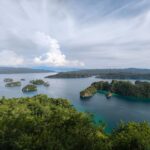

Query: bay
0;73;150;132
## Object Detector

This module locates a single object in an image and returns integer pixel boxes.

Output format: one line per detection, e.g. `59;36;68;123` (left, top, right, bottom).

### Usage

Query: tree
110;122;150;150
0;95;108;150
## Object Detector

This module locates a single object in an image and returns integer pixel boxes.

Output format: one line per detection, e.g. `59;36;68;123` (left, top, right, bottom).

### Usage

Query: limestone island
5;81;21;87
4;78;13;82
22;84;37;92
30;79;45;85
80;80;150;100
30;79;50;87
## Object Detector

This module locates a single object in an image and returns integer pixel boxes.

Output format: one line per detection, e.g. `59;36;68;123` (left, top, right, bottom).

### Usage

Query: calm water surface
0;73;150;132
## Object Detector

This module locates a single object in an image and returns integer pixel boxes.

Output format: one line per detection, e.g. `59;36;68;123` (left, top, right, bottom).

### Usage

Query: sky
0;0;150;68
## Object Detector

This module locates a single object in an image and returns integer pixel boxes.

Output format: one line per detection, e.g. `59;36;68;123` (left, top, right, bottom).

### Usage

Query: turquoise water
0;73;150;132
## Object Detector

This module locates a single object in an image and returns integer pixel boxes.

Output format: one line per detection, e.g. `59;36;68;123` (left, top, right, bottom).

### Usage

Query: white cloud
0;50;24;66
33;32;84;67
0;0;150;68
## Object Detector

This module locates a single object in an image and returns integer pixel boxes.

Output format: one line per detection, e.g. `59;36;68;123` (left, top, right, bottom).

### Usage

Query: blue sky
0;0;150;68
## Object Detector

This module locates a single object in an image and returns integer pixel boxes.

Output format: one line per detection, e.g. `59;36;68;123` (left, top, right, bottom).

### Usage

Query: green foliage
30;80;50;87
80;80;150;99
80;81;111;98
5;81;21;87
0;95;108;150
4;78;13;82
111;81;150;99
30;79;45;85
96;73;150;80
80;86;97;98
110;122;150;150
0;95;150;150
22;84;37;92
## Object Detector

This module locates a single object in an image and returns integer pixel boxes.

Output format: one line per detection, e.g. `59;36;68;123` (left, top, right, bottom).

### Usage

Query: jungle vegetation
22;84;37;92
4;78;13;82
30;79;45;85
5;81;21;87
0;95;150;150
80;80;150;99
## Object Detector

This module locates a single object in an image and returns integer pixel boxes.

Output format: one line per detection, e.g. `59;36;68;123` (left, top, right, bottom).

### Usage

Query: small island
30;79;50;87
5;81;21;87
80;80;150;100
22;84;37;92
30;79;45;85
4;78;13;82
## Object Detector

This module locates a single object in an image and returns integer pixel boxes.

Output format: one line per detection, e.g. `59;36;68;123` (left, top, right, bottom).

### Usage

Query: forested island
30;79;50;87
46;68;150;80
22;84;37;92
80;80;150;99
2;78;49;92
0;94;150;150
5;81;21;87
30;79;45;85
4;78;13;82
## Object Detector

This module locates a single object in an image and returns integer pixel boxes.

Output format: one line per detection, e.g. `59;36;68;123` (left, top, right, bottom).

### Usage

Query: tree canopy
0;95;150;150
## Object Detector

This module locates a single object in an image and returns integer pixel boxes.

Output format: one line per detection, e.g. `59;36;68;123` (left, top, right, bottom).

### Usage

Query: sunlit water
0;73;150;132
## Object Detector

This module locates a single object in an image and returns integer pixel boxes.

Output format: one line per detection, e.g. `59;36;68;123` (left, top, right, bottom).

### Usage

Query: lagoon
0;73;150;132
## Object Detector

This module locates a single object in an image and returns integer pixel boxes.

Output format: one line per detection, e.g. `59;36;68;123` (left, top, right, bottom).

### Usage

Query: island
80;80;150;99
30;79;45;85
45;72;91;78
22;84;37;92
30;79;50;87
96;73;150;80
0;67;52;74
4;78;13;82
45;68;150;79
5;81;21;87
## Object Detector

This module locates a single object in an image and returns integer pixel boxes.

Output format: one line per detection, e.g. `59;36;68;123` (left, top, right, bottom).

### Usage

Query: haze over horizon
0;0;150;69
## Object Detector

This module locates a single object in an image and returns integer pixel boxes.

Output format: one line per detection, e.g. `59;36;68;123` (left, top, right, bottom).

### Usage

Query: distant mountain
33;66;81;72
68;68;150;74
0;67;53;74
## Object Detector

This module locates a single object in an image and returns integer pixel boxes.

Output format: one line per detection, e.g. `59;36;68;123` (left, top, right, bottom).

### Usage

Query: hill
1;95;150;150
46;68;150;79
0;67;53;74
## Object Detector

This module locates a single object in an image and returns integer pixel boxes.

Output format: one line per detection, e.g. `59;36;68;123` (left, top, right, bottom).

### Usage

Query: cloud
0;50;24;66
0;0;150;68
33;32;84;67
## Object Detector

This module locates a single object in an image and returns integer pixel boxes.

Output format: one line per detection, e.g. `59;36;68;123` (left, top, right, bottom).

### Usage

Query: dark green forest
0;95;150;150
46;68;150;80
80;80;150;99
